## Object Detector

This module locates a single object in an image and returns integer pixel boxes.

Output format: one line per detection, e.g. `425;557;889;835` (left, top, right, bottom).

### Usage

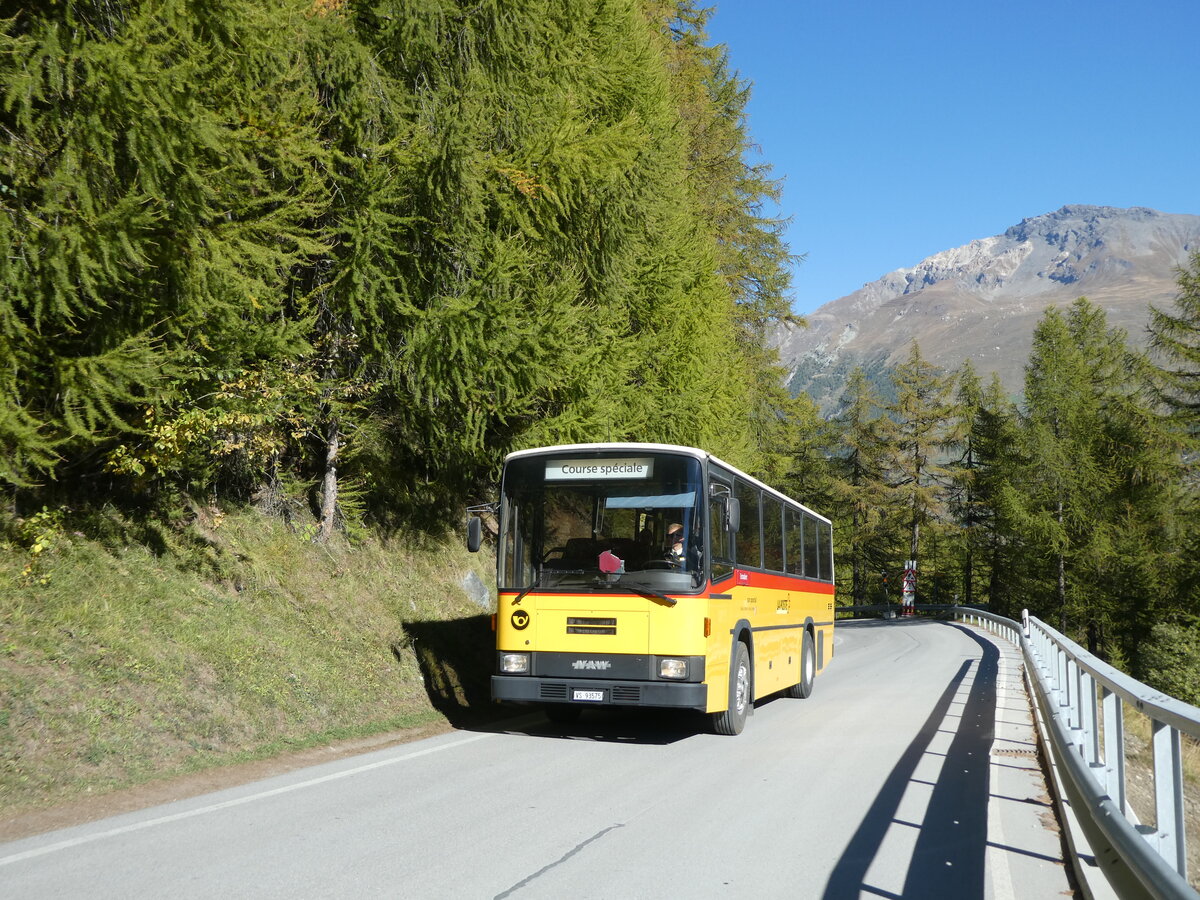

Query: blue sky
705;1;1200;314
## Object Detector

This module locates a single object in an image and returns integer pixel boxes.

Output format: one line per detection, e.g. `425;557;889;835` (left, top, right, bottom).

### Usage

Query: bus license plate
573;689;604;702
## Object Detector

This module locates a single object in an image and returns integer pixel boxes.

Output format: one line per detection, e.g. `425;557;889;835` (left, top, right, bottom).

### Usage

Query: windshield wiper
616;581;678;607
511;575;541;606
512;568;592;604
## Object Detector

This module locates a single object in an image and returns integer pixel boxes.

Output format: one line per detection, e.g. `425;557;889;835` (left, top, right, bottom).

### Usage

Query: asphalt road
0;619;1071;898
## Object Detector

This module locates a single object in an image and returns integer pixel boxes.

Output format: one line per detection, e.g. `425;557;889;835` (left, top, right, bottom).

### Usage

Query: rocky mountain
776;205;1200;412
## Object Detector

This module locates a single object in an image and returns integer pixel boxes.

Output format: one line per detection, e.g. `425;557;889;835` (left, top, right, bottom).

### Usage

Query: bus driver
665;523;684;562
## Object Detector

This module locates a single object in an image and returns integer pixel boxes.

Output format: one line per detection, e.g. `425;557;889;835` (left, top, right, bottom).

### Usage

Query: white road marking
0;731;495;867
986;650;1018;900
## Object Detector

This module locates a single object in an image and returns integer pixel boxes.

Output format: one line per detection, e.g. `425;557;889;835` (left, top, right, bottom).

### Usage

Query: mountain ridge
776;205;1200;412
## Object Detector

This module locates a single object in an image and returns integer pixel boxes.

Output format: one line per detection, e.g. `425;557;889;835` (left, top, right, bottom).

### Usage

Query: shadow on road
399;615;694;744
494;706;698;745
822;623;999;899
400;615;499;728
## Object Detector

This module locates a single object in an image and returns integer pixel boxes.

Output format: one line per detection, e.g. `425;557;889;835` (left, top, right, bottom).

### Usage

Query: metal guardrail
1017;610;1199;900
835;603;956;619
854;603;1200;899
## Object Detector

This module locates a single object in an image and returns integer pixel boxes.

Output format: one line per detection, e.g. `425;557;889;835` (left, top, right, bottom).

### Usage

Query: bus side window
803;513;819;578
734;480;762;569
501;503;516;586
763;496;784;572
823;520;834;582
814;517;824;581
708;480;734;581
785;508;803;577
503;502;536;588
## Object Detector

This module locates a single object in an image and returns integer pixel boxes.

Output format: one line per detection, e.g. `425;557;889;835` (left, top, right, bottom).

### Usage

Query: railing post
1151;719;1187;878
1066;658;1081;736
1101;687;1127;815
1047;638;1056;689
1079;671;1099;768
1042;630;1052;683
1055;644;1067;703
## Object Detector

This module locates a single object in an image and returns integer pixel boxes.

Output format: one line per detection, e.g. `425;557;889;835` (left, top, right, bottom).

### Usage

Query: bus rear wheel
710;642;750;735
786;630;815;699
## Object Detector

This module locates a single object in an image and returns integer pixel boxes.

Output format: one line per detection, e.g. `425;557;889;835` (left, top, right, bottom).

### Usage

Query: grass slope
0;508;496;819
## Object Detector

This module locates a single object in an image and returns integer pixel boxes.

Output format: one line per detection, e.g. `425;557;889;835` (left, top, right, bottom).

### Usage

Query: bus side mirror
726;498;741;533
466;516;483;553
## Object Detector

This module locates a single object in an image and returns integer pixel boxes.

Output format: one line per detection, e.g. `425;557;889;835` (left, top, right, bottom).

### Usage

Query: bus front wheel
710;642;750;735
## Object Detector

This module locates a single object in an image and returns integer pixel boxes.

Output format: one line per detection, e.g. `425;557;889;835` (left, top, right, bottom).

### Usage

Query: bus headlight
500;652;530;674
659;658;688;679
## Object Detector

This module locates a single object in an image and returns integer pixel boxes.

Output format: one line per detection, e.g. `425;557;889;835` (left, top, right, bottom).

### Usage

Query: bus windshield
500;451;704;592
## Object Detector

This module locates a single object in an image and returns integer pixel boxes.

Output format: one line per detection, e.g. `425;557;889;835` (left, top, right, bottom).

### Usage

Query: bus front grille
538;683;641;704
566;616;616;635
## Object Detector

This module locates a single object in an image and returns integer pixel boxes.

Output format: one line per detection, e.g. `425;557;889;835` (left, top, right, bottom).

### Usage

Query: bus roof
503;442;831;525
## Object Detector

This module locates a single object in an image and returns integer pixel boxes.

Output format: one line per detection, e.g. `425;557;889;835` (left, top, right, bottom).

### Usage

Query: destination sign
545;457;655;481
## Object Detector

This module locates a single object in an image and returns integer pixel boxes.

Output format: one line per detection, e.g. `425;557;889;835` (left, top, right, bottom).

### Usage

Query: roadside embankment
0;508;497;826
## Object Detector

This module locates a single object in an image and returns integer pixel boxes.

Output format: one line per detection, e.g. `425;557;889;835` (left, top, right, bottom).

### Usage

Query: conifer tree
945;361;984;607
828;368;897;604
1149;250;1200;430
0;0;804;532
1065;303;1188;659
362;0;774;499
643;1;798;472
774;392;834;511
647;1;794;334
1017;305;1105;630
1010;298;1182;653
0;0;326;499
363;0;630;500
969;373;1023;615
289;2;423;538
887;342;956;588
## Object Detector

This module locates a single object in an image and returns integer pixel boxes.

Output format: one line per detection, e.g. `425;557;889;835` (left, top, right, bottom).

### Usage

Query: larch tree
1149;250;1200;430
0;0;804;536
644;0;798;475
828;368;897;604
945;361;984;607
1013;299;1151;644
887;342;957;589
0;0;325;502
968;373;1023;616
1063;302;1186;660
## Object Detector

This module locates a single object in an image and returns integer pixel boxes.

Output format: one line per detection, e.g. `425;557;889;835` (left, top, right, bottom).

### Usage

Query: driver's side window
708;478;733;582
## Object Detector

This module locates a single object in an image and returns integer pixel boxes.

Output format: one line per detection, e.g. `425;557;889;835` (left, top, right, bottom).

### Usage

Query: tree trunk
1087;619;1101;656
963;549;973;608
1057;497;1067;632
316;417;340;543
851;503;863;603
963;479;975;608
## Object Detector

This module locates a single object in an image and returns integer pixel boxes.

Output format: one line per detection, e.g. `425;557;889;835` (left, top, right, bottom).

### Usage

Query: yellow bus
467;443;835;734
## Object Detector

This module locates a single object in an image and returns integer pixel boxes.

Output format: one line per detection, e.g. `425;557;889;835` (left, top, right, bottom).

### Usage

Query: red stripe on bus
497;571;834;601
733;569;835;593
